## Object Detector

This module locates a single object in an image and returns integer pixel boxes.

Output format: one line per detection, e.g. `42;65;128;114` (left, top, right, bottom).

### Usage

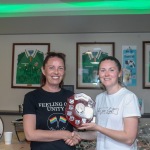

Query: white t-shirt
95;87;141;150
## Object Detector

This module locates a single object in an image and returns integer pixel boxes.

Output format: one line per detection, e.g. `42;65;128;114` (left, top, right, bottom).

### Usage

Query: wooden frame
0;117;4;139
143;41;150;88
11;43;50;88
76;42;115;89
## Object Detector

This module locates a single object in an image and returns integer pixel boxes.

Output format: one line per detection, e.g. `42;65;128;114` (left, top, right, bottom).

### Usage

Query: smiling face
42;57;65;87
99;59;122;90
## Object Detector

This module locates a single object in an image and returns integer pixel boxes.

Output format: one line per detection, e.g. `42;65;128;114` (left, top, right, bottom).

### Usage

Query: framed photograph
11;43;50;88
76;42;115;89
143;41;150;89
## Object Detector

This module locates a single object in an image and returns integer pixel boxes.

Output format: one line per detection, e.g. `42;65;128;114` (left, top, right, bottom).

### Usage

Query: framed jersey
11;43;50;88
76;42;115;89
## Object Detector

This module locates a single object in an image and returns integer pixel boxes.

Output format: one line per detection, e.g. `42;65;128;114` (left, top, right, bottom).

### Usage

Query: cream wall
0;33;149;114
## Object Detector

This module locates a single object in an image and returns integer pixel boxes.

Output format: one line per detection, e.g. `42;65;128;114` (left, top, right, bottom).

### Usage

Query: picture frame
0;117;4;139
76;42;115;89
143;41;150;89
11;43;50;88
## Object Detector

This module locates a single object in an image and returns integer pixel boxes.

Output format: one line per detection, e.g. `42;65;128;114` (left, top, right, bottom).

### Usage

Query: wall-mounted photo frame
11;43;50;88
76;42;115;89
0;117;4;139
143;41;150;89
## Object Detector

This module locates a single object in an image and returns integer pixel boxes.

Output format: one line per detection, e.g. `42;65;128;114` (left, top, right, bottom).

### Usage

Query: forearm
78;118;139;146
96;125;137;145
24;129;72;142
78;131;97;141
23;114;73;142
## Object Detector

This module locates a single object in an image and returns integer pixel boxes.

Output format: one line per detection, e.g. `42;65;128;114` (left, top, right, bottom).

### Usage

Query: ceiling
0;0;150;34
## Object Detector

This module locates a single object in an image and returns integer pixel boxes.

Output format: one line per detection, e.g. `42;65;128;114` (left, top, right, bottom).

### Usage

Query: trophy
65;93;95;127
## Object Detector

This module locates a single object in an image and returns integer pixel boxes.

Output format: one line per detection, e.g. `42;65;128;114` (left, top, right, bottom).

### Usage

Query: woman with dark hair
67;56;141;150
23;52;80;150
40;52;65;88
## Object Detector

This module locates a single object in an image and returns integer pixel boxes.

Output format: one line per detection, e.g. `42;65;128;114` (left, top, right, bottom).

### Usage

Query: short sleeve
23;92;36;115
123;93;141;118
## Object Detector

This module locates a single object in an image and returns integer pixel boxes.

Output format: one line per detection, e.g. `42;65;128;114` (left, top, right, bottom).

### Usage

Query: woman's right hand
64;131;81;146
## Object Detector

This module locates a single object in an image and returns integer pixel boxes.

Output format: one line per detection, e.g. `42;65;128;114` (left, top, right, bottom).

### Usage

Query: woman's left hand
78;123;98;131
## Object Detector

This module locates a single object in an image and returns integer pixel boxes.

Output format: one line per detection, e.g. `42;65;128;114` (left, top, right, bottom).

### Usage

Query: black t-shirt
23;88;75;150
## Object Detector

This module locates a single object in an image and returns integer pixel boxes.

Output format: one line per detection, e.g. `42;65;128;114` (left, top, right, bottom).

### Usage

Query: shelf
0;110;22;115
0;110;150;118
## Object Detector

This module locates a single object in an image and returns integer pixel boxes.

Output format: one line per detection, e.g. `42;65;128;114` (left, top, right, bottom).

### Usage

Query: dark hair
98;56;124;90
99;56;121;72
40;52;66;87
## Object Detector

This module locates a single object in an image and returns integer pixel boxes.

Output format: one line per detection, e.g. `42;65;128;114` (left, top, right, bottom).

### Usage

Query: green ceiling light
0;0;150;17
